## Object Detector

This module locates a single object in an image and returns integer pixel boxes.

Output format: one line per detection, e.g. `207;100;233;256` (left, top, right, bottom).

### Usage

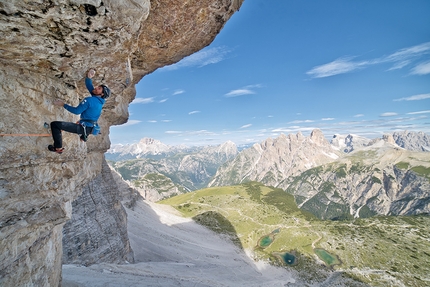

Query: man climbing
48;69;111;154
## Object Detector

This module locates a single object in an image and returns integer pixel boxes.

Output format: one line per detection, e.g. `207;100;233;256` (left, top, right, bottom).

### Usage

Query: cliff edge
0;1;242;286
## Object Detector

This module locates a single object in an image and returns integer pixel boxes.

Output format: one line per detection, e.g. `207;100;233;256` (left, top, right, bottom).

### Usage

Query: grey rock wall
62;158;134;265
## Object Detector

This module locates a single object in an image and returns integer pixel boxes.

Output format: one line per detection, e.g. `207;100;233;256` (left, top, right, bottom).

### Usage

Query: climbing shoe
48;145;64;154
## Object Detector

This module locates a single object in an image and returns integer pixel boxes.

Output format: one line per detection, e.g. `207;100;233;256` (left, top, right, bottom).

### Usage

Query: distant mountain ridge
392;130;430;152
108;130;430;218
107;138;195;161
109;130;430;159
209;130;430;218
109;141;238;200
209;129;341;188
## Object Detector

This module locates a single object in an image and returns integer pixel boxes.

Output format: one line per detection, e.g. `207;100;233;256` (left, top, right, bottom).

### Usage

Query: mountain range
108;140;238;201
107;130;430;218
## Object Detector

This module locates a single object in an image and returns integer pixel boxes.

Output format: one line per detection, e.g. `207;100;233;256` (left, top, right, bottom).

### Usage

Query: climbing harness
78;119;100;141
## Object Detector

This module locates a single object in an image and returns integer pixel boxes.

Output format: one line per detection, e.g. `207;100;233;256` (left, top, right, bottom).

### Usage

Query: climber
48;69;111;154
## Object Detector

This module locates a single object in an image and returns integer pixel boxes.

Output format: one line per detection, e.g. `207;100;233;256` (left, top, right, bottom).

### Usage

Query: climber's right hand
87;69;96;78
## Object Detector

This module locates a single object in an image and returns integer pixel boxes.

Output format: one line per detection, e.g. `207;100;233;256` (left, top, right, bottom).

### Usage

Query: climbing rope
0;123;51;137
0;133;51;137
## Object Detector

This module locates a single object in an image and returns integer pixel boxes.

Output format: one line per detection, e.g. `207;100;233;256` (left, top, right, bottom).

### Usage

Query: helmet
101;85;111;99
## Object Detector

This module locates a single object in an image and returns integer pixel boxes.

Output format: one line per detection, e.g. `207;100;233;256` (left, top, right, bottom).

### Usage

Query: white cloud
289;119;314;124
188;130;218;136
272;127;316;133
380;112;398;117
394;93;430;101
117;120;141;127
410;61;430;75
188;111;200;115
159;98;168;103
164;130;220;140
354;114;364;117
385;42;430;63
306;57;369;78
225;84;262;97
322;118;335;121
131;97;154;104
173;90;185;95
407;110;430;115
161;119;172;122
163;46;232;70
225;89;255;97
307;41;430;78
244;84;263;89
386;60;411;71
148;120;157;123
240;124;252;129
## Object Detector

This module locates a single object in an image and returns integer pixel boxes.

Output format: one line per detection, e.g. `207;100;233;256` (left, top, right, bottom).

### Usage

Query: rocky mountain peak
392;130;430;152
382;133;396;145
139;137;162;145
331;133;372;153
217;140;238;154
209;130;341;188
136;137;170;154
310;128;328;146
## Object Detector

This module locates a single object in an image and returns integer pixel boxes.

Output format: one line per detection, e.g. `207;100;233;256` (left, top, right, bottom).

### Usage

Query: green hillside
160;182;430;287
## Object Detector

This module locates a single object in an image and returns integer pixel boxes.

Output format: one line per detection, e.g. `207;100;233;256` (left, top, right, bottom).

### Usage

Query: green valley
160;182;430;287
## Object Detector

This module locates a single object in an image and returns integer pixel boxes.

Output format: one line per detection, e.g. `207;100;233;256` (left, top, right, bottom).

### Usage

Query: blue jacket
64;77;105;127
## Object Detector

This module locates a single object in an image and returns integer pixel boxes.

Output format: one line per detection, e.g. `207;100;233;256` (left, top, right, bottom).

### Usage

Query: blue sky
110;0;430;146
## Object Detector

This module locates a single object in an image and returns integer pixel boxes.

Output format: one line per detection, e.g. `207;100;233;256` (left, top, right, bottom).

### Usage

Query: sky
110;0;430;146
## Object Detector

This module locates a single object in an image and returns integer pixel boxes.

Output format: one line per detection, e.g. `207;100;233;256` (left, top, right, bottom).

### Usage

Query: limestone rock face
108;164;143;209
62;158;134;265
0;1;242;286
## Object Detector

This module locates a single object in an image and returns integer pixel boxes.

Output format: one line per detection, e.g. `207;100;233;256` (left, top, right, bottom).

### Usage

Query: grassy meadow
160;182;430;287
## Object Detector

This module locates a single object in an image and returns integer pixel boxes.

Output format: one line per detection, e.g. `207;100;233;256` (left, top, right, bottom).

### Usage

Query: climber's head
101;85;111;99
92;85;103;96
92;85;111;99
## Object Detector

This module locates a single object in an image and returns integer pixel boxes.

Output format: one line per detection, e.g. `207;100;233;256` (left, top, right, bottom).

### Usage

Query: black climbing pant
50;121;93;148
